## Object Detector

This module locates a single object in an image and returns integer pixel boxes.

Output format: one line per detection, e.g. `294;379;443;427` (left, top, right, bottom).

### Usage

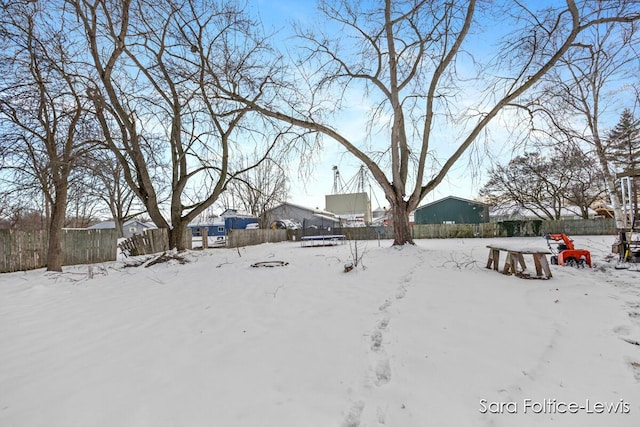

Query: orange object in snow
545;233;592;268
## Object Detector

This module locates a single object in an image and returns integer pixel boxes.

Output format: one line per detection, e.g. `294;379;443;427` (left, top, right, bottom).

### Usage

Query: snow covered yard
1;235;639;427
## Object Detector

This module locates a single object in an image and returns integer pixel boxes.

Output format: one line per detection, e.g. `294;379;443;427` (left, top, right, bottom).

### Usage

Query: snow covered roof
268;201;338;217
88;219;155;230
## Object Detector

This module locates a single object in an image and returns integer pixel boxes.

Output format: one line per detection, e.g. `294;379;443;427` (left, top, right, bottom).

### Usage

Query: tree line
1;1;639;271
481;109;640;220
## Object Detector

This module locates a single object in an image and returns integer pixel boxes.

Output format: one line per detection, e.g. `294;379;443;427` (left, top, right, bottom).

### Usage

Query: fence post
202;227;208;249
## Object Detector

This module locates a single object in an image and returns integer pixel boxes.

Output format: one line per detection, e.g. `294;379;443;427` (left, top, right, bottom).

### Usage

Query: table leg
538;254;552;278
533;254;542;276
486;249;500;271
502;252;517;275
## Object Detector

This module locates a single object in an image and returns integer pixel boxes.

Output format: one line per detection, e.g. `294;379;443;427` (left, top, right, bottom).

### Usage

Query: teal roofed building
414;196;489;225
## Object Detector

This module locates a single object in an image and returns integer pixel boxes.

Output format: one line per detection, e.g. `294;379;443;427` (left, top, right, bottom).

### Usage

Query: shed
414;196;489;225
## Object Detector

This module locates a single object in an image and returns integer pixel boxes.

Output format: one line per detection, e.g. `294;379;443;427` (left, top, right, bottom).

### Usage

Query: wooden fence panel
1;229;117;273
411;223;504;239
227;229;288;248
145;228;170;254
0;229;48;273
540;219;616;236
61;229;117;266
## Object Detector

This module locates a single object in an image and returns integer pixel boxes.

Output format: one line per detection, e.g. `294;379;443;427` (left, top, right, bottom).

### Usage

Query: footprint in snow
377;317;390;330
341;401;365;427
396;286;407;299
371;330;383;351
375;358;391;386
379;300;392;311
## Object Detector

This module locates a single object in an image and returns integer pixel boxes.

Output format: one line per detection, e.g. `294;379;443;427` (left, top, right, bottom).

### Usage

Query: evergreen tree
607;109;640;173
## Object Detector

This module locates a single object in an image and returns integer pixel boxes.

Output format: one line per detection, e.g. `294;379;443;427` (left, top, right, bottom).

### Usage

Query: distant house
414;196;489;225
263;202;341;230
188;209;258;238
88;219;156;238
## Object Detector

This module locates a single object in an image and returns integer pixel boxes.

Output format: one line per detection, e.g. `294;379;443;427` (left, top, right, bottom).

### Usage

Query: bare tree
82;148;144;237
0;2;96;270
65;170;103;228
69;0;291;249
221;152;289;221
530;13;640;228
561;147;608;218
218;0;640;245
481;152;565;221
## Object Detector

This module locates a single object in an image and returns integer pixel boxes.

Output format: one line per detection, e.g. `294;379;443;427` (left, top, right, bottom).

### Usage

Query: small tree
221;153;289;220
84;148;144;237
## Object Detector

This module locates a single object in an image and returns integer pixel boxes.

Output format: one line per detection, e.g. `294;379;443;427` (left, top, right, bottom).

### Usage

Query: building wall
124;222;148;238
415;198;488;225
325;192;371;223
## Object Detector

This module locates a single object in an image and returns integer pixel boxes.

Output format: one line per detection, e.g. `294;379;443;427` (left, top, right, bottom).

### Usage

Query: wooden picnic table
486;245;552;279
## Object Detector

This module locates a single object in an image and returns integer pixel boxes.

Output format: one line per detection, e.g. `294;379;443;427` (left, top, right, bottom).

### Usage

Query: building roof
266;201;338;217
312;213;341;223
220;208;256;218
416;195;487;211
188;218;225;227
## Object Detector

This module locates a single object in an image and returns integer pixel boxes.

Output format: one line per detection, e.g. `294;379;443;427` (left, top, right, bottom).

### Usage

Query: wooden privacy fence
411;219;615;238
0;228;117;273
289;219;615;243
296;224;502;240
0;229;47;273
412;223;503;239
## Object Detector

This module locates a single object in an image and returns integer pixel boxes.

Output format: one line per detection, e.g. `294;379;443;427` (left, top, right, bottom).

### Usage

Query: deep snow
1;235;639;426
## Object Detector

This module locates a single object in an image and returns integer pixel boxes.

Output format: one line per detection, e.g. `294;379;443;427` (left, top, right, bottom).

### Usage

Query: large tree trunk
169;221;191;251
391;200;414;246
114;219;125;239
46;182;68;272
